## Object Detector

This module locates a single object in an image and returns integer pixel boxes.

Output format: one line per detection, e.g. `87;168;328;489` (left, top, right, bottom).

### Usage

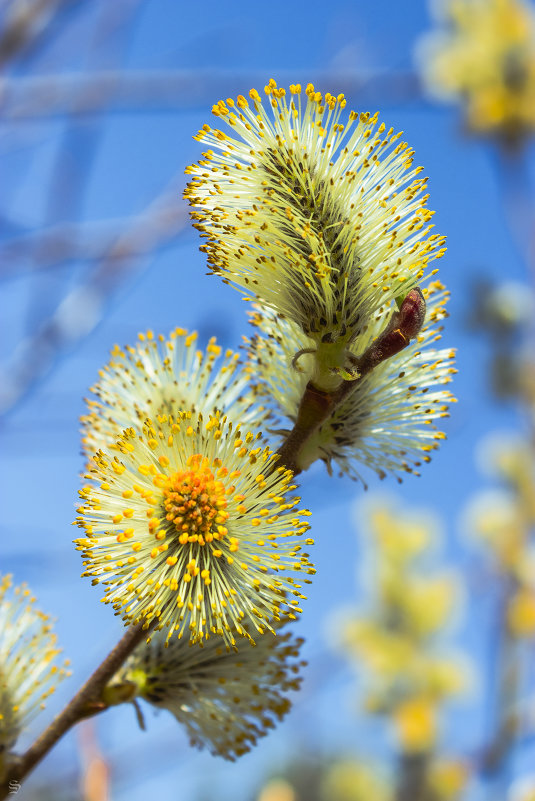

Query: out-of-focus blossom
338;500;468;754
320;759;392;801
477;432;535;491
507;586;535;636
108;624;305;761
0;575;70;766
472;281;535;336
508;774;535;800
255;758;393;801
369;505;433;560
418;0;535;145
428;758;469;799
257;779;297;801
466;433;535;638
464;488;526;569
392;695;438;753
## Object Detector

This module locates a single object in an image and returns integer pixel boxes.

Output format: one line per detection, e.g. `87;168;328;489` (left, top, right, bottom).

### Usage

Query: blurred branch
78;722;110;801
0;68;422;119
0;184;188;416
0;214;187;278
0;0;78;67
0;621;152;800
494;149;535;316
23;0;144;334
480;579;519;798
395;754;430;801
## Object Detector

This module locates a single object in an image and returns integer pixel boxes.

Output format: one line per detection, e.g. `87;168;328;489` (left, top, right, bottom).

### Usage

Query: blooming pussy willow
107;623;305;760
339;500;467;755
418;0;535;144
320;760;392;801
0;575;69;758
464;435;535;638
185;80;446;389
75;412;313;647
246;281;455;484
82;328;263;458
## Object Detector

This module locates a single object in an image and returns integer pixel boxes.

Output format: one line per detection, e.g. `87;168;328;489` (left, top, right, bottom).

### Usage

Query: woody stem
0;622;151;800
276;288;425;474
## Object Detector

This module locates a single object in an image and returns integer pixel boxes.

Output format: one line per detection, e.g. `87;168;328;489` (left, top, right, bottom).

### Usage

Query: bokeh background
2;0;535;799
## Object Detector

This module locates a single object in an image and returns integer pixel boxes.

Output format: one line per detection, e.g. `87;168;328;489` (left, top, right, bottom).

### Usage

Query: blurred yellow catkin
418;0;535;145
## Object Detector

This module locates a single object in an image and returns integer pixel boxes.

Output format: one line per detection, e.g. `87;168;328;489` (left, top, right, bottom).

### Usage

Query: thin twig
0;69;421;119
275;289;426;474
0;186;188;416
0;621;151;800
480;576;520;799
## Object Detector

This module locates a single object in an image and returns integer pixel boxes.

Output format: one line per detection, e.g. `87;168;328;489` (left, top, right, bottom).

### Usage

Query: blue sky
1;1;534;799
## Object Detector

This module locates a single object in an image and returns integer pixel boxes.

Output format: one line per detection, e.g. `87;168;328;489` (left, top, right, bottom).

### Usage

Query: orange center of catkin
162;454;229;546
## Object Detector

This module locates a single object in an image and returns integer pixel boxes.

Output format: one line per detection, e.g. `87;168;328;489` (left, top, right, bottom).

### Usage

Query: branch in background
22;0;145;335
0;187;188;416
495;149;535;287
78;722;111;801
0;214;186;278
395;754;431;801
0;69;422;120
0;0;75;67
0;621;151;801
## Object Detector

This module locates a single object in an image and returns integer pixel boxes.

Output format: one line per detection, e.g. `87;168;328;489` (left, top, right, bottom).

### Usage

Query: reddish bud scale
365;287;427;370
398;287;427;342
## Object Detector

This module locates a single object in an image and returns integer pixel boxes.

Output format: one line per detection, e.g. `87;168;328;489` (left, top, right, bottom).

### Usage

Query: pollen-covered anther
110;621;305;761
184;81;447;349
75;411;314;647
80;327;266;463
162;454;229;544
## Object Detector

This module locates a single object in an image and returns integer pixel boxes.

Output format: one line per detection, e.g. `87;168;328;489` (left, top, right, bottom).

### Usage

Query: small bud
352;287;427;376
246;283;454;484
377;287;426;358
397;287;427;341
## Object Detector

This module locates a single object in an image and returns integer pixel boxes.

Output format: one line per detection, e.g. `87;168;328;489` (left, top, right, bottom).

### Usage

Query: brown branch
480;576;520;789
275;289;426;474
0;622;151;800
275;383;337;474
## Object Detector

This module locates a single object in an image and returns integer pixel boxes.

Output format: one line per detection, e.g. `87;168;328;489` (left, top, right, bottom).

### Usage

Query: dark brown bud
396;287;427;342
334;288;427;405
365;287;427;367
